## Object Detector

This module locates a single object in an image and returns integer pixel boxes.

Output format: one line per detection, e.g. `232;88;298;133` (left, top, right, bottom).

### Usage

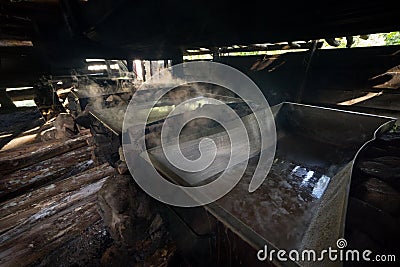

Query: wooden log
357;157;400;190
0;132;91;175
372;156;400;167
0;179;106;244
0;162;115;266
378;132;400;145
0;131;90;159
0;163;115;232
116;160;129;175
52;113;76;139
0;198;101;267
361;145;400;158
0;146;94;202
346;197;400;249
353;177;400;216
97;174;154;246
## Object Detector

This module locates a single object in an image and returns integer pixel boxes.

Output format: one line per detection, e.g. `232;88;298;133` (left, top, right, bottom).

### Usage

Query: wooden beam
0;162;114;217
0;132;91;175
183;42;324;56
0;163;115;266
5;88;37;101
0;199;102;266
0;146;93;202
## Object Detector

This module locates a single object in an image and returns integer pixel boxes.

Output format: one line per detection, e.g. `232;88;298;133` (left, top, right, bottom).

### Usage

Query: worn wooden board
0;133;91;175
0;163;115;267
0;146;94;201
0;163;115;230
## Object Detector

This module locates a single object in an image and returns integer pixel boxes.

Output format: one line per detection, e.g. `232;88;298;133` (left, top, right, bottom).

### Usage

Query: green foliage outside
384;31;400;45
322;31;400;48
184;31;400;60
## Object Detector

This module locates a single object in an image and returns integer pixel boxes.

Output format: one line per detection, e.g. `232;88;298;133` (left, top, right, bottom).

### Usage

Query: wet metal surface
101;95;396;266
208;103;395;266
144;102;395;266
89;92;243;135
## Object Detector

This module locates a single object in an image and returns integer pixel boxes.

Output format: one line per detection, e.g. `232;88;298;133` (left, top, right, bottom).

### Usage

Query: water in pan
216;143;343;251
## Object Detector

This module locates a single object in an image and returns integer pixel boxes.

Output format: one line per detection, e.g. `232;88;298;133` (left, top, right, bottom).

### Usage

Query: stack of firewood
0;111;178;266
345;130;400;265
0;114;117;266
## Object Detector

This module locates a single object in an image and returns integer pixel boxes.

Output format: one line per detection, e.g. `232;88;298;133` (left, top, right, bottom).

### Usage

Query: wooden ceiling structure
0;0;399;59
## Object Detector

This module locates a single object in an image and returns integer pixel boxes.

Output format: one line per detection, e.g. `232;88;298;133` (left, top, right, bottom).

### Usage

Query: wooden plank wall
218;45;400;117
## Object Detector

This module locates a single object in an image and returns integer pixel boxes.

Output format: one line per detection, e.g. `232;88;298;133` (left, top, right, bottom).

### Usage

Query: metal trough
134;102;395;267
84;85;396;266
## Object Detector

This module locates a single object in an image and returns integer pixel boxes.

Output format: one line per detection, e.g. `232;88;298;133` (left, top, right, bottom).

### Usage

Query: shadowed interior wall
218;45;400;114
